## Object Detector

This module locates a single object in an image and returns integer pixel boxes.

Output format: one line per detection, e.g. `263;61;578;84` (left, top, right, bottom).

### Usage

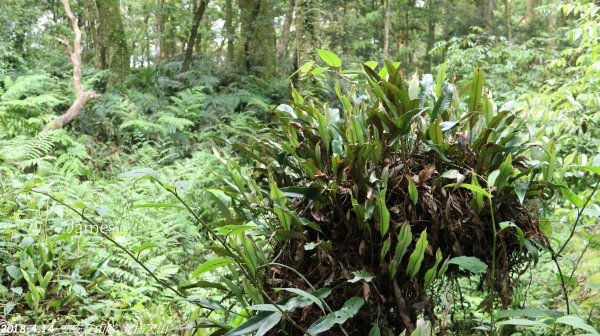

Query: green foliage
0;74;69;137
1;0;599;334
432;30;547;101
203;54;550;334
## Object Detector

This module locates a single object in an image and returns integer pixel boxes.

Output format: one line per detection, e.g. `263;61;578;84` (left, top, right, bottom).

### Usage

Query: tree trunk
144;14;150;66
157;0;170;60
276;0;295;69
182;0;209;72
524;0;536;25
43;0;100;133
239;0;276;78
403;0;411;65
225;0;235;63
504;0;512;40
425;0;435;73
295;0;317;65
479;0;494;30
293;0;318;87
547;0;557;34
95;0;130;85
82;0;102;68
14;29;25;53
383;0;391;58
488;0;495;29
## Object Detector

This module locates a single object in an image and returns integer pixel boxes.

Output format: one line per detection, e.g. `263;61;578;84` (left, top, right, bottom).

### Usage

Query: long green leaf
377;189;390;237
408;178;419;205
192;258;234;278
448;256;487;274
389;222;412;278
445;182;492;199
555;316;599;334
497;319;549;328
224;311;280;336
468;68;484;112
306;297;365;335
406;230;428;278
278;288;326;312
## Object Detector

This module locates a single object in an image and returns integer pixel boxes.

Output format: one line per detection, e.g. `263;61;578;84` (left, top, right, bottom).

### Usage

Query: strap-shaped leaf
468;68;484;113
384;60;404;90
406;230;428;278
408;178;419;205
389;222;413;278
270;179;292;230
191;258;234;278
376;188;390;237
445;182;492;199
224;311;281;336
424;248;443;289
468;68;484;131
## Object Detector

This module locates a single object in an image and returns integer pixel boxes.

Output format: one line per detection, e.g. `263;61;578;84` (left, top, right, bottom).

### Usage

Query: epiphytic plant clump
217;56;550;335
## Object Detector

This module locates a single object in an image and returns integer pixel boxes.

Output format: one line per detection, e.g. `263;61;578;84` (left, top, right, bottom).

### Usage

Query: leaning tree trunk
43;0;100;133
182;0;209;72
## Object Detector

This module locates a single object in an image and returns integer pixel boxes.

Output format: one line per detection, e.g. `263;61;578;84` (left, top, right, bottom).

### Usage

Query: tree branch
42;0;100;133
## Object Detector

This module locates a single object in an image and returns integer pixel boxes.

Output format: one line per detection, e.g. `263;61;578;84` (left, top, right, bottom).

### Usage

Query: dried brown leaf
418;164;436;184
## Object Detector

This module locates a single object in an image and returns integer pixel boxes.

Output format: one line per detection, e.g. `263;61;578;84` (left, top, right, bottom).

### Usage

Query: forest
0;0;598;335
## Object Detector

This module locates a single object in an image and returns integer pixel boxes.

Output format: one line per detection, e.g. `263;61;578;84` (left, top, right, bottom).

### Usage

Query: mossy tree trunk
95;0;130;86
294;0;318;68
238;0;276;78
82;0;102;68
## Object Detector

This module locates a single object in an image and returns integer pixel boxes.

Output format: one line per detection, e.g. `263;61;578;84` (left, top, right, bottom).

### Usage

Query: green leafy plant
203;52;551;334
